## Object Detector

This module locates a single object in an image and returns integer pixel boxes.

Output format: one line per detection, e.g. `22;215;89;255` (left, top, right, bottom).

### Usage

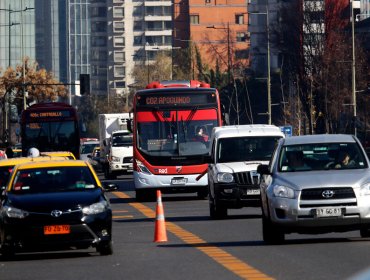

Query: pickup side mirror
257;164;271;175
103;183;118;192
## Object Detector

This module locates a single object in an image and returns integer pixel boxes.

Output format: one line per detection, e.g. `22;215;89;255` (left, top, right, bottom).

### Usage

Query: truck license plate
246;189;260;195
171;178;187;185
316;207;342;218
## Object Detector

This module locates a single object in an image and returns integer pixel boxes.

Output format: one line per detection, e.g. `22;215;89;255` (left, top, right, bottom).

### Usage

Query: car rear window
10;166;98;194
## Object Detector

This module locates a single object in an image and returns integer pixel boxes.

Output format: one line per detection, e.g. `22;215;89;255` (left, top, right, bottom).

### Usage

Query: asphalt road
1;173;370;280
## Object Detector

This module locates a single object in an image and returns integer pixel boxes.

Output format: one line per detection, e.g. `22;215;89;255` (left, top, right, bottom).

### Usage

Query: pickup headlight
111;156;120;163
273;185;295;198
217;173;234;183
360;183;370;196
135;160;152;175
3;206;29;219
82;201;108;215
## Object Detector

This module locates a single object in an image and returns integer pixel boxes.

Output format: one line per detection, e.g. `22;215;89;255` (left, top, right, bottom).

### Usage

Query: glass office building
0;0;36;70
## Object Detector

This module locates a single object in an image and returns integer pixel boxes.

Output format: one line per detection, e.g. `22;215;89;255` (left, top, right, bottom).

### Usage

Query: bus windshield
23;121;77;153
136;108;218;156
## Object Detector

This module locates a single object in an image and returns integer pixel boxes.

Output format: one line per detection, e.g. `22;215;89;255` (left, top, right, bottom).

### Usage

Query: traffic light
79;74;90;95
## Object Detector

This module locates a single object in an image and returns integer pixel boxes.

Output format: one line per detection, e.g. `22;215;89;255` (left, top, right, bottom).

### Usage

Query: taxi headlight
217;173;234;183
4;206;29;219
360;183;370;196
82;201;108;215
136;160;152;175
273;185;295;198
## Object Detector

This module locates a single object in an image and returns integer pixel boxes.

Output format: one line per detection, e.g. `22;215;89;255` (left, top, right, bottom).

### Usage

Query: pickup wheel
197;189;208;200
262;213;285;244
209;196;227;219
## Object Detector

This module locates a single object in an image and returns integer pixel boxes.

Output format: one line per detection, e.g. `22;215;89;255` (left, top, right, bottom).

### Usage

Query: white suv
207;125;284;219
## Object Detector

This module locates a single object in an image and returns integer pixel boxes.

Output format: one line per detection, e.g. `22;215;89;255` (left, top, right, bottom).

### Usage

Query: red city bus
21;102;80;159
133;80;223;201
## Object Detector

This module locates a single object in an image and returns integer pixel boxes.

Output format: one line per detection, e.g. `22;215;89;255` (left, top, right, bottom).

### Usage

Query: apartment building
186;0;249;75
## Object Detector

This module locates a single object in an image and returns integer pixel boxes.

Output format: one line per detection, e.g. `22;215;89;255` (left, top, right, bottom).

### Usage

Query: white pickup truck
207;125;285;219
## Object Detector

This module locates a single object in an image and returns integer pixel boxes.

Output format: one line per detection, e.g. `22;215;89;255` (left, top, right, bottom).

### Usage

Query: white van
207;125;285;219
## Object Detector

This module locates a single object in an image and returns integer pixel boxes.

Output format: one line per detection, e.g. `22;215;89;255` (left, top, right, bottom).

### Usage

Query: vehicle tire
209;196;227;219
360;228;370;238
97;241;113;256
262;214;285;244
0;244;15;260
104;165;110;179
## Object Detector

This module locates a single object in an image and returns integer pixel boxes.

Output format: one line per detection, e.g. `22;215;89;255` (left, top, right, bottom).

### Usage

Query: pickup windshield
217;136;281;163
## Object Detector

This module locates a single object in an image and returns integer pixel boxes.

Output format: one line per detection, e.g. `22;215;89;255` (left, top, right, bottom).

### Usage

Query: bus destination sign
138;92;216;107
27;110;72;119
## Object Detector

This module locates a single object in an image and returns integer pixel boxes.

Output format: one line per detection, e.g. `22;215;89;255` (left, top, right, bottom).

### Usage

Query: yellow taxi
0;160;117;257
0;156;71;191
40;151;76;160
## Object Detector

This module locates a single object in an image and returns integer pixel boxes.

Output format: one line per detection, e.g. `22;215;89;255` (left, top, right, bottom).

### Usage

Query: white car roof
211;124;285;139
283;134;356;146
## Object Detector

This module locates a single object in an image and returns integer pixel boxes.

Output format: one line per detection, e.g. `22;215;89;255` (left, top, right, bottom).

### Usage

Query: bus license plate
44;225;71;235
246;189;260;195
316;207;342;218
171;178;187;185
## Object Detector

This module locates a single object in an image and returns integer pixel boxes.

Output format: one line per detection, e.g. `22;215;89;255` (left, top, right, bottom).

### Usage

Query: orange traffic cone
154;190;168;242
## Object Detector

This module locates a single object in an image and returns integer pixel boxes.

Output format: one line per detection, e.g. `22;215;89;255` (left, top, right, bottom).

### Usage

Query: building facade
187;0;249;77
0;0;36;71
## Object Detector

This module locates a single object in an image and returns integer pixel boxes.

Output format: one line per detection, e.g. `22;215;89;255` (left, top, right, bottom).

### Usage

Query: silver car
257;134;370;244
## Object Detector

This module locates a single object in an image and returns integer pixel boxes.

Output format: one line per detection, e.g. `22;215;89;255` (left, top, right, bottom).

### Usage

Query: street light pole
351;0;357;136
266;7;271;125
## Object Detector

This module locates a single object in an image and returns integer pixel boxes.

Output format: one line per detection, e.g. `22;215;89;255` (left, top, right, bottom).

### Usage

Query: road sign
280;125;293;137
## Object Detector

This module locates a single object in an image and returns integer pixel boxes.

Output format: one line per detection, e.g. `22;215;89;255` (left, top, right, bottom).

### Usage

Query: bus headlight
136;160;152;175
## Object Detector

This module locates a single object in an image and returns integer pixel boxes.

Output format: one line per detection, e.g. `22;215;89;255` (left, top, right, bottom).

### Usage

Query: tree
0;57;68;108
0;58;68;142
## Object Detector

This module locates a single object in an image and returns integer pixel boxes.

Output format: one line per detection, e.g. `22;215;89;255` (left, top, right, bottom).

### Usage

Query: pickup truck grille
123;157;133;163
234;172;260;186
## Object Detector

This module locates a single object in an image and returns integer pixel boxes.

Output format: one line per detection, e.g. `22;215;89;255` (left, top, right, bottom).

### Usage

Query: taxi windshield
10;166;98;194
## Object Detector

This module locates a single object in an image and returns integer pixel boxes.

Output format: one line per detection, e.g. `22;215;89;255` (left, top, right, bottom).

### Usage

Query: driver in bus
195;126;209;142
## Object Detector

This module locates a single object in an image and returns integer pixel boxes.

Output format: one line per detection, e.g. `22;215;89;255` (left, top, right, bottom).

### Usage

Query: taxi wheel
97;241;113;256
